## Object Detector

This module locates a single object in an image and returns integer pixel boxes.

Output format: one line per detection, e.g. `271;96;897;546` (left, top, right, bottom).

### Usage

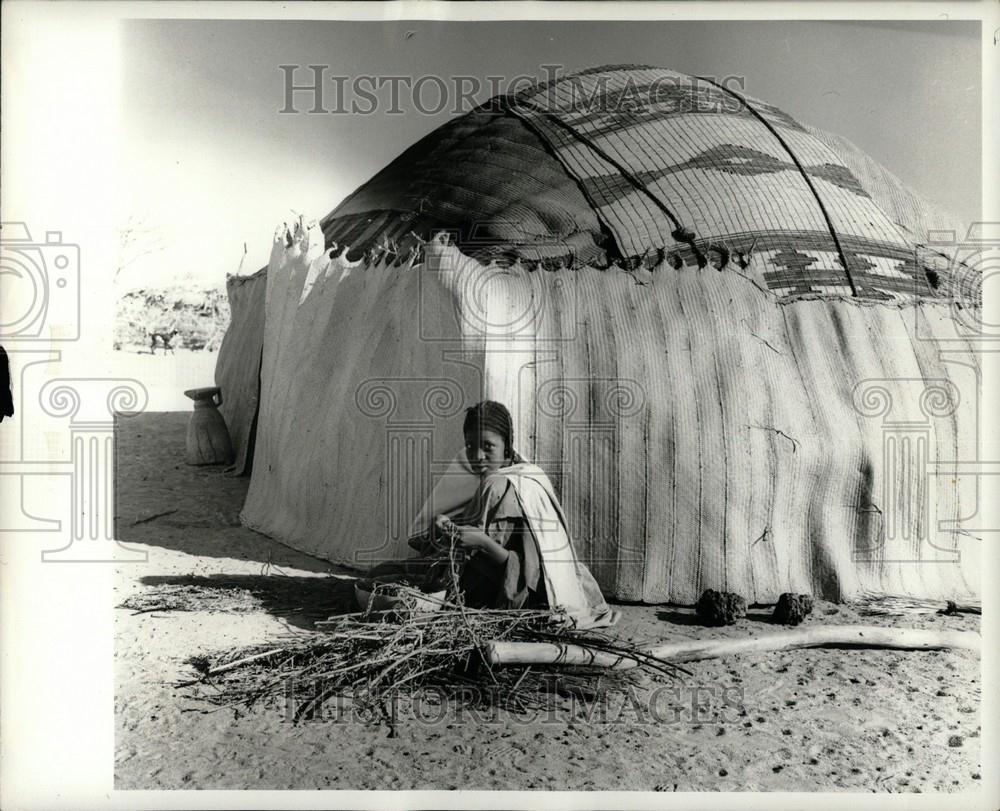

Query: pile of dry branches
178;538;687;728
178;581;685;727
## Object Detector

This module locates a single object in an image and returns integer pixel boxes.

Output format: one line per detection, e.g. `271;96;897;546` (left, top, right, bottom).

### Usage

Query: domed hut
222;65;980;604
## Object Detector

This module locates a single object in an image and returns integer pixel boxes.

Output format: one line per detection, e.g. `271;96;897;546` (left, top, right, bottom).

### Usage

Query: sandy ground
112;348;220;411
114;411;981;792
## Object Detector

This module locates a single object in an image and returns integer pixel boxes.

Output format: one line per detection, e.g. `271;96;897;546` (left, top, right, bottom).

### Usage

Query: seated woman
368;400;617;629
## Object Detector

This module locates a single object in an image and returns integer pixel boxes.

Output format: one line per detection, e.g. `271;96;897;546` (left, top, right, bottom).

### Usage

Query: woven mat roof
321;65;969;302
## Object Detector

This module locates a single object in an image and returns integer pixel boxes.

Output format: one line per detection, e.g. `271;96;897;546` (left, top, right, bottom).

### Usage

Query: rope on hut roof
507;95;708;269
697;75;858;297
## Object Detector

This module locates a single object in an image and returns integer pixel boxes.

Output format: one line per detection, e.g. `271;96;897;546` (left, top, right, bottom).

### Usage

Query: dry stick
502;665;536;711
175;648;284;687
366;645;438;691
131;508;178;526
309;657;397;682
485;626;981;669
446;534;500;686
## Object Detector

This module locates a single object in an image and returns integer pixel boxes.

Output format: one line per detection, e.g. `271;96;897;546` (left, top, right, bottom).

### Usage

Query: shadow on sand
117;412;346;574
134;572;362;630
656;607;783;628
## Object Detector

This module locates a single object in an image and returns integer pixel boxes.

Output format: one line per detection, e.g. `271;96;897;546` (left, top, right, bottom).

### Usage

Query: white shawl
408;452;617;629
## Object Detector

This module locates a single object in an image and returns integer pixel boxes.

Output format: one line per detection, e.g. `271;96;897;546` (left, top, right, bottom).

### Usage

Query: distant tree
115;214;166;282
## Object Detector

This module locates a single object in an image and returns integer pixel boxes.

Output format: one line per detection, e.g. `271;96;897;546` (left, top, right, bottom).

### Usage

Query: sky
119;19;982;290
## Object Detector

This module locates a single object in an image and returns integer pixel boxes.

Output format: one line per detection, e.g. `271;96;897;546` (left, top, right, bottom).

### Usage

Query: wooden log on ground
484;625;981;670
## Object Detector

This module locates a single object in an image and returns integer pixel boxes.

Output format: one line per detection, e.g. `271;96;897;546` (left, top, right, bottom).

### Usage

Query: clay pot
183;386;234;466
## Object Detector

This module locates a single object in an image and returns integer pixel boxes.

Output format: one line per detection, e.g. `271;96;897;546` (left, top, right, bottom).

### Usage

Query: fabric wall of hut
240;226;980;603
214;267;266;475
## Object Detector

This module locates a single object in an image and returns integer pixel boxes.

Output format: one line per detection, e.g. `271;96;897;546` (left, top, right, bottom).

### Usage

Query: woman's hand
432;514;460;546
432;516;508;562
433;515;472;546
439;518;479;548
434;514;453;531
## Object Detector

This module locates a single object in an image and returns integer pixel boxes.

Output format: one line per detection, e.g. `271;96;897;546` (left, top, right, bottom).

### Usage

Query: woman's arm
456;526;511;564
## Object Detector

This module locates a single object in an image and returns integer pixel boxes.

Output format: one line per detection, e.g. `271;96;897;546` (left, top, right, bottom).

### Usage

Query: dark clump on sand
773;593;814;626
695;589;747;626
